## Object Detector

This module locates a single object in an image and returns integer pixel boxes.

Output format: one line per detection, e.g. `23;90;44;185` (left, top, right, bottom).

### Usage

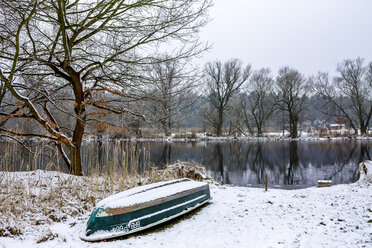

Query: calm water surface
141;140;369;188
2;140;370;188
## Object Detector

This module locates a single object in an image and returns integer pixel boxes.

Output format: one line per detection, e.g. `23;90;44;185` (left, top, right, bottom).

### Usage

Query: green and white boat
80;178;211;241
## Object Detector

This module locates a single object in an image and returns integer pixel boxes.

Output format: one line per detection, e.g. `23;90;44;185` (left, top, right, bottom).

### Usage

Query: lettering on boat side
111;221;140;233
111;225;129;233
129;220;141;230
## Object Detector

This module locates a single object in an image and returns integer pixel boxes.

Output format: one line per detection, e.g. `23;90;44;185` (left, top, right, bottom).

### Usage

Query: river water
1;139;370;188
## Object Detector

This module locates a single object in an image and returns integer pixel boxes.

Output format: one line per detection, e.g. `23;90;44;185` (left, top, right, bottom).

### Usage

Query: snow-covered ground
1;165;371;248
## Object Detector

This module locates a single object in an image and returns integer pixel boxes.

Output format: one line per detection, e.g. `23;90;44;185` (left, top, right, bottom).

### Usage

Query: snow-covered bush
163;161;210;181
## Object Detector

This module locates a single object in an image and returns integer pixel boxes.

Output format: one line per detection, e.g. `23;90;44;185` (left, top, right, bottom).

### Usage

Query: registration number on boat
112;221;140;233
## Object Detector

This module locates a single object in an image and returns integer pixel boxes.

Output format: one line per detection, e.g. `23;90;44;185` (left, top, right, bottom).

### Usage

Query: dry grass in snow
0;161;210;243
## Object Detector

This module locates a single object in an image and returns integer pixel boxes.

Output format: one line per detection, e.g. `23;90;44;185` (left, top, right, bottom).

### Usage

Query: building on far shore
328;123;346;132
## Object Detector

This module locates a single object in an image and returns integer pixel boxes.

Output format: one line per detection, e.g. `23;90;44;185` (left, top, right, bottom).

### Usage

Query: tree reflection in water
146;140;369;187
1;140;370;188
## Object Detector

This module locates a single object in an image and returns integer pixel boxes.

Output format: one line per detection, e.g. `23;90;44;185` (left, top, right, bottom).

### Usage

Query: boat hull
80;179;211;241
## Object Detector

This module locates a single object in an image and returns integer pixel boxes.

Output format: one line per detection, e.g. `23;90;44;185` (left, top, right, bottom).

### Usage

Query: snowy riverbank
1;168;371;248
84;133;372;143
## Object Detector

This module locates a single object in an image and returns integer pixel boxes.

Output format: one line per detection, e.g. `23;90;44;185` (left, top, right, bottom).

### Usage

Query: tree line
1;0;371;176
139;57;372;140
201;57;372;139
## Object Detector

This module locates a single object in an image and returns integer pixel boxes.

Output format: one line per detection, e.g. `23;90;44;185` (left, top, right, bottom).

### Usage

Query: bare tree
203;59;252;136
225;93;247;136
312;58;372;135
0;0;211;175
241;68;275;136
144;58;200;136
274;66;308;138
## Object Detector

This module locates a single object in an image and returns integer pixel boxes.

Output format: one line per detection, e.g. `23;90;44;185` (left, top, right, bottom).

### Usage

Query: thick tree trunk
255;114;263;137
216;108;223;136
70;146;83;176
70;116;85;176
360;124;367;136
163;125;170;137
167;118;172;136
289;113;298;138
161;118;172;137
257;125;263;137
291;120;298;138
63;62;85;176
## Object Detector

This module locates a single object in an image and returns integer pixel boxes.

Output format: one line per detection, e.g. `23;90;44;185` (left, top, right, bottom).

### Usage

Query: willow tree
0;0;211;175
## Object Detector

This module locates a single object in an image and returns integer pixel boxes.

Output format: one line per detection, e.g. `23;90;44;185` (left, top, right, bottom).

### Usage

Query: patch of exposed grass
0;226;22;237
36;230;59;243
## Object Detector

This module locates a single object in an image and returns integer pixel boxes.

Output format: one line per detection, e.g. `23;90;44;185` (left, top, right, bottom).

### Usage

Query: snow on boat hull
80;179;211;241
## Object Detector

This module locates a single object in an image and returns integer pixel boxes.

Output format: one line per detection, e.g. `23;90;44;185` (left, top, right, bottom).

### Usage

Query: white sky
198;0;372;76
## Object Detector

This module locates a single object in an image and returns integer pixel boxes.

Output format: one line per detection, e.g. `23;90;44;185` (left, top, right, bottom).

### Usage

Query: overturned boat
80;178;211;241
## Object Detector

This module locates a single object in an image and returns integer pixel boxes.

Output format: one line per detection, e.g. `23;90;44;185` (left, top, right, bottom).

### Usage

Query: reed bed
0;140;209;239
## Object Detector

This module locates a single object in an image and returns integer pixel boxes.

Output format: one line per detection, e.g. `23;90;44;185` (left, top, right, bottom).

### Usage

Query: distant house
329;123;346;131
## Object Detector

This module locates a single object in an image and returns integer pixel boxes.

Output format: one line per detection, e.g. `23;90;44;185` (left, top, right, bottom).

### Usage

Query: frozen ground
1;169;371;248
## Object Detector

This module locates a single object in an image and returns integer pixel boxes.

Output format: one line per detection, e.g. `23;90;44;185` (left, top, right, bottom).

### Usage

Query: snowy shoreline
1;164;371;248
2;134;372;144
1;183;371;248
85;135;372;143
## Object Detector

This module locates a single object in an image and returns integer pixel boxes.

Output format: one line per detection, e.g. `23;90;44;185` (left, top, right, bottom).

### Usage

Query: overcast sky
198;0;372;76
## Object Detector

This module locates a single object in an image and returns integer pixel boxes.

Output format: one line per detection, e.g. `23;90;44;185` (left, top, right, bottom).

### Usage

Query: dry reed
0;140;209;238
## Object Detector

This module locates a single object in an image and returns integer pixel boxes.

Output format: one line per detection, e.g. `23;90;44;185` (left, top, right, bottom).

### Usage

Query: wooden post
317;180;332;187
265;173;268;192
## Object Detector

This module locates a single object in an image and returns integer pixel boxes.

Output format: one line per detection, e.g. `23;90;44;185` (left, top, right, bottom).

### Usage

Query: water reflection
1;140;370;188
146;140;370;187
155;143;172;168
